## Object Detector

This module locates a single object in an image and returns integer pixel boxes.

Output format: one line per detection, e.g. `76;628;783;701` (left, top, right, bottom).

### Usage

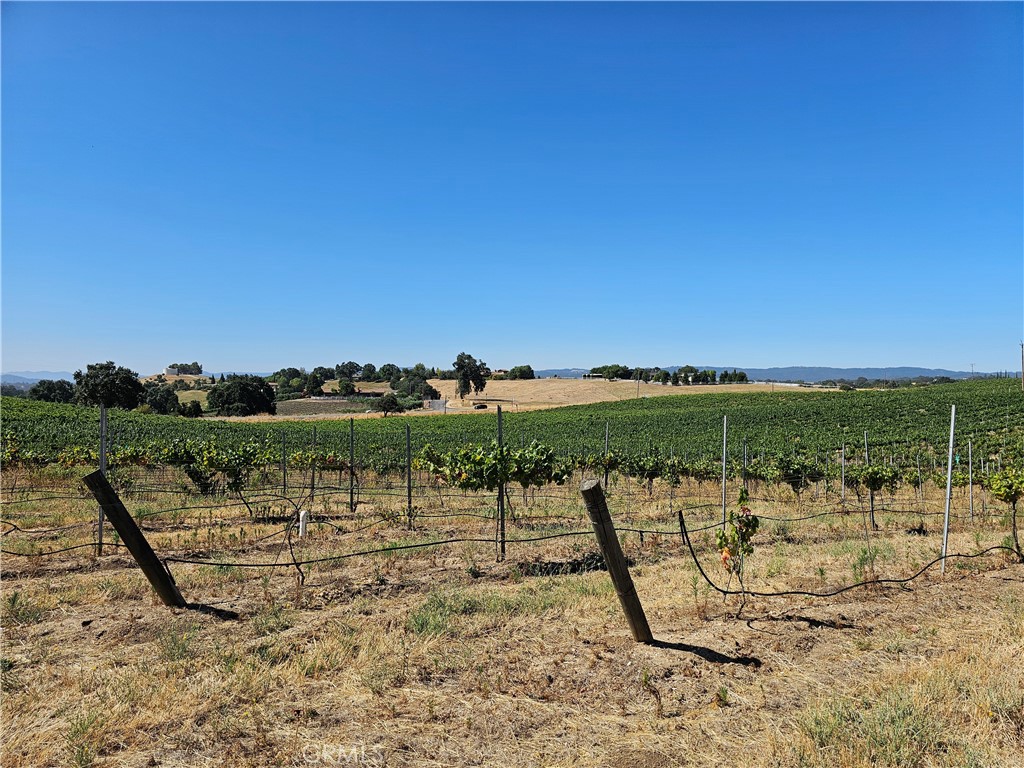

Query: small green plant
852;546;880;583
2;591;44;625
640;668;663;717
157;623;197;661
689;573;711;619
66;709;104;768
715;488;760;616
252;602;292;635
715;685;730;707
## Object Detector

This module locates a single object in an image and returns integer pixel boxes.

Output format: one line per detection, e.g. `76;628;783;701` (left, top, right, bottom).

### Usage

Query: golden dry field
428;378;781;413
2;467;1021;768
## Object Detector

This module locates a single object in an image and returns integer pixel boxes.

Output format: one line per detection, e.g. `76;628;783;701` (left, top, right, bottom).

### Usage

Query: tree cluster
207;375;276;417
588;364;748;385
74;362;145;409
27;379;76;403
506;365;535;380
14;364;207;418
816;376;955;390
267;361;443;401
142;382;180;415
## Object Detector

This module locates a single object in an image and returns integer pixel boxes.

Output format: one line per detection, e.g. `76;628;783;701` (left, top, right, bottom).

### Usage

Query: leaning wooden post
580;479;653;643
82;470;186;607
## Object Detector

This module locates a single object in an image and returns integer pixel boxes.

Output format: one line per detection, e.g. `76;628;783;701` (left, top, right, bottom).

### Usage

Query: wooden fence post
82;470;186;608
580;479;653;643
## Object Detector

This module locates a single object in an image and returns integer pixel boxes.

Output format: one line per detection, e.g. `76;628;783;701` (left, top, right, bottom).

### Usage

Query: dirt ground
2;478;1021;767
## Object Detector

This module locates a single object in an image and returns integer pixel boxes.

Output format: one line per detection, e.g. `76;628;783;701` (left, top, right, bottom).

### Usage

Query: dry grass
2;475;1021;767
428;378;781;413
175;390;208;408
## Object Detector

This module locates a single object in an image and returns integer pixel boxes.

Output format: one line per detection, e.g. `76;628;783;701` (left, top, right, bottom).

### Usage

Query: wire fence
2;457;1018;608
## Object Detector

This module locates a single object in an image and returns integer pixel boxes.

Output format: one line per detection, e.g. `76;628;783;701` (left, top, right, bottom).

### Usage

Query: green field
3;379;1021;474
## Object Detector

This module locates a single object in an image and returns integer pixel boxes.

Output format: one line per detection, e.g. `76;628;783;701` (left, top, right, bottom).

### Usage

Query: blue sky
2;2;1021;376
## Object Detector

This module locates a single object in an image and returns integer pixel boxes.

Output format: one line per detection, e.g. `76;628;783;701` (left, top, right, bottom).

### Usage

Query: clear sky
2;1;1021;376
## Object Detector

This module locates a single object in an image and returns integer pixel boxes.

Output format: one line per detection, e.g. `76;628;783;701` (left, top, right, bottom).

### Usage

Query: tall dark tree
207;376;276;416
270;367;303;384
375;392;404;417
311;366;335;382
74;362;144;409
179;400;203;418
145;385;180;415
335;361;361;380
304;372;325;397
27;379;76;403
507;365;535;380
453;353;488;398
378;363;401;382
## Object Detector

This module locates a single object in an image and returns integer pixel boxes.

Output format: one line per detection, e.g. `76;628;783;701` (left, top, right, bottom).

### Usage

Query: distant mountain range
1;371;75;385
537;366;1007;383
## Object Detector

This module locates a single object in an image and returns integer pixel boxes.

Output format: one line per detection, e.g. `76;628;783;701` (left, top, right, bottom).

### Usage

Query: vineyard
2;378;1022;480
1;378;1023;767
